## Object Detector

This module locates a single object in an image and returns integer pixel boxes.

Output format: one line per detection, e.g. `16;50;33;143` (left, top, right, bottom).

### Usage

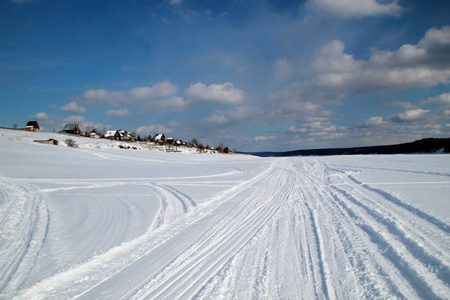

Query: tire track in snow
0;181;49;298
330;171;450;299
198;160;345;299
16;159;276;299
348;174;450;233
122;161;293;299
148;183;196;229
11;156;450;299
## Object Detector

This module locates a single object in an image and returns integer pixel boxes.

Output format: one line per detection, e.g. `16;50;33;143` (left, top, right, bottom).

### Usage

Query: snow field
0;129;449;299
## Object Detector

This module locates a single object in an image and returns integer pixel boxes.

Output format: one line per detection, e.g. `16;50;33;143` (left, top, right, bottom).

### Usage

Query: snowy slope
0;129;449;299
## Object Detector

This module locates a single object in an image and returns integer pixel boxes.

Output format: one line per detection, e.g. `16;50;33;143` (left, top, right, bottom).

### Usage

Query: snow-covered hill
1;129;449;299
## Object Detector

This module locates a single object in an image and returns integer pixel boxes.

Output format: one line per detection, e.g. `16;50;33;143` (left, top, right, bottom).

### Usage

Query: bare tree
65;139;78;148
86;125;98;134
217;142;225;153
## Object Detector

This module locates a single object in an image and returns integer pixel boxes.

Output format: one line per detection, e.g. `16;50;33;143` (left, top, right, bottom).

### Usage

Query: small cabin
24;121;40;131
34;139;58;145
154;133;165;145
62;124;81;135
104;130;116;139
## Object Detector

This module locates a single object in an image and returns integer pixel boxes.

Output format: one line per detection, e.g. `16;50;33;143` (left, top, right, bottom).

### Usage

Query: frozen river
1;129;449;299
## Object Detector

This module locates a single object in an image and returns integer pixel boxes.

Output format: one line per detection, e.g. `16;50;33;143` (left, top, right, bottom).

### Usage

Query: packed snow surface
1;129;449;299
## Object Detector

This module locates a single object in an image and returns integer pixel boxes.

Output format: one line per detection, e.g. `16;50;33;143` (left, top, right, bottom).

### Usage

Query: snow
0;129;449;299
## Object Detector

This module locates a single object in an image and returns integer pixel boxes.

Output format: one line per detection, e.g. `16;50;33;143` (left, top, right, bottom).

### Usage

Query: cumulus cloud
254;135;277;142
128;81;177;99
62;115;85;124
364;116;388;126
104;108;130;117
184;82;245;104
310;40;363;73
420;93;450;106
309;26;450;94
136;124;174;136
157;96;187;108
60;101;86;113
306;0;403;19
82;89;126;105
203;106;263;126
204;112;228;124
267;80;339;118
273;59;294;81
287;122;343;141
370;26;450;69
389;108;429;123
34;112;48;120
82;81;178;105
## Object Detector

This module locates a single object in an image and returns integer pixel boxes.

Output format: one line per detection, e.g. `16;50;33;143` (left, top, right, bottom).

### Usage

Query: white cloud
128;81;177;99
104;109;130;117
265;27;450;135
136;124;174;135
267;80;338;117
310;26;450;94
60;101;86;114
82;81;178;105
364;116;388;126
389;108;429;123
420;93;450;106
310;40;362;73
202;106;263;126
184;82;245;104
306;0;403;19
82;89;126;104
204;112;228;124
35;112;48;120
157;96;187;108
370;26;450;69
254;135;277;142
289;122;337;136
62;115;85;124
273;59;294;81
169;0;181;5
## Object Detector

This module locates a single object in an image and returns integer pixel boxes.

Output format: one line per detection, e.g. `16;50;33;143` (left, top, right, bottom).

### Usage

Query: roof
104;130;116;137
26;121;40;128
63;124;79;131
154;133;165;140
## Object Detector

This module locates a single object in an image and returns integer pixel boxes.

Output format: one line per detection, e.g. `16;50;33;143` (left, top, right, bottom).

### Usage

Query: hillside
249;138;450;157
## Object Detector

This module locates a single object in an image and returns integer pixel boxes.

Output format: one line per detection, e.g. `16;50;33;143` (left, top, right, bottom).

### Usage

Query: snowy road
0;130;449;299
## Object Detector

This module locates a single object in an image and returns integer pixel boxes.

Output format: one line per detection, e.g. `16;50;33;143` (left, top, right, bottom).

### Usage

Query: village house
23;121;40;131
114;130;137;142
154;133;165;145
62;124;81;135
104;130;116;139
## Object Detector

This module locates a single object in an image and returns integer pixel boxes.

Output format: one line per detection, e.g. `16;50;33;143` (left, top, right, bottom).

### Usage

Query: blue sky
1;0;449;151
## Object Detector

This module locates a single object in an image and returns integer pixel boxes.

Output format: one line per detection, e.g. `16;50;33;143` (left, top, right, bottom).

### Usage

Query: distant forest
248;138;450;157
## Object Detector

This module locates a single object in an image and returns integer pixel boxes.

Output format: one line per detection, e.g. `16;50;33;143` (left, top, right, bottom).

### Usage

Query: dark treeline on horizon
247;138;450;157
